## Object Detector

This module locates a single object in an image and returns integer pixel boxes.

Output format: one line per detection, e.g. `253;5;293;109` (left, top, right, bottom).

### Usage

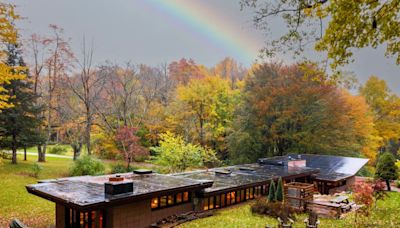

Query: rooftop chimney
105;175;133;195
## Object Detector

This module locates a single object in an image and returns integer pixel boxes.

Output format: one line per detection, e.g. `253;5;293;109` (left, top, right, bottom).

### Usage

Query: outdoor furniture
330;195;349;204
9;219;28;228
278;217;294;228
304;212;320;228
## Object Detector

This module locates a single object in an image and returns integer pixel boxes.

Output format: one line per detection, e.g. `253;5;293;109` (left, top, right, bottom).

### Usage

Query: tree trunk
86;110;91;155
24;146;27;161
38;144;46;162
72;143;82;160
386;179;391;191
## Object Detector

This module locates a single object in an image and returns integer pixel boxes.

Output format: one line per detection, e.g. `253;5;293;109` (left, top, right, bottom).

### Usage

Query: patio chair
9;219;28;228
304;212;320;228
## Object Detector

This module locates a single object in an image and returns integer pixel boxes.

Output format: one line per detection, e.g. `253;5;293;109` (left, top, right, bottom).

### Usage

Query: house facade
26;154;368;228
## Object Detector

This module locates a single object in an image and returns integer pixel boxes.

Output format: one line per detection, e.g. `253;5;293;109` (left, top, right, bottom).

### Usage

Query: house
26;154;368;228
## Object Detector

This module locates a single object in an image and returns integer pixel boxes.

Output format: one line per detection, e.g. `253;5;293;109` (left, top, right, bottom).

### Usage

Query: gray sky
7;0;399;93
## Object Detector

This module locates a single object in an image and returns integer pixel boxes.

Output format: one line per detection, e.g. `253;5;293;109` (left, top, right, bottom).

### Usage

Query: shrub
110;163;136;174
396;180;400;188
268;180;276;202
31;163;43;178
275;177;284;202
251;198;297;223
70;155;105;176
352;181;374;215
48;145;68;155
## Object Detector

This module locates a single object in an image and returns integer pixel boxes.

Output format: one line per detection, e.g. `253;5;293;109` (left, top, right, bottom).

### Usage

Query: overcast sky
7;0;399;93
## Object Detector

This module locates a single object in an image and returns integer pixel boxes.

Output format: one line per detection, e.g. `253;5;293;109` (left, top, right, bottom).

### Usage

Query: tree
228;63;373;163
275;177;284;202
360;76;400;154
212;57;247;89
268;180;276;202
68;38;104;155
39;24;74;162
115;126;148;169
170;75;240;158
375;152;399;191
241;0;400;68
0;43;44;164
0;3;24;109
151;132;219;173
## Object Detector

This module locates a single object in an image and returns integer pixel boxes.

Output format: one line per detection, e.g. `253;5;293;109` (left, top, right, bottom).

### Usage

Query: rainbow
144;0;259;64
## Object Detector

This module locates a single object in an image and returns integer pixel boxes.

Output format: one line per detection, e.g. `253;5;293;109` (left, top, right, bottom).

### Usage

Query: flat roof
172;163;319;194
26;154;368;209
26;173;213;210
258;154;369;181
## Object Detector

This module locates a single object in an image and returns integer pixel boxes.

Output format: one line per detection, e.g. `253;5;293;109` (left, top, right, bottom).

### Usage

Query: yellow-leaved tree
0;3;24;109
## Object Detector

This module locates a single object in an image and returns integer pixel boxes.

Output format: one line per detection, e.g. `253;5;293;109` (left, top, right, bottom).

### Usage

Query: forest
0;3;399;173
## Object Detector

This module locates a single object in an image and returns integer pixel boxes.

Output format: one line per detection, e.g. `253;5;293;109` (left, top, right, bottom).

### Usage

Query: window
246;188;250;200
66;208;105;228
203;198;209;210
226;192;231;206
250;188;254;199
209;196;214;209
151;191;191;210
241;190;245;201
167;195;174;205
236;190;241;203
221;194;226;207
151;198;158;209
176;193;182;203
215;195;220;208
183;192;189;201
230;192;236;204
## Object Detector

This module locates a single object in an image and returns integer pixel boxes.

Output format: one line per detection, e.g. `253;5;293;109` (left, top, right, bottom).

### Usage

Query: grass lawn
0;154;72;227
0;153;154;227
19;144;75;157
180;192;400;228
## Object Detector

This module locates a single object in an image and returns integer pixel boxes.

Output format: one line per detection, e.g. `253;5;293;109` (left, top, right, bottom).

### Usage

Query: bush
31;163;43;178
396;180;400;188
69;155;105;176
251;198;298;223
48;145;68;155
110;163;136;174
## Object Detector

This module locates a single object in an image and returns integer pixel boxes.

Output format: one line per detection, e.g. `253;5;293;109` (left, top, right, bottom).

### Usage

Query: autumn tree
168;58;208;85
169;75;240;158
228;63;373;163
212;57;247;89
39;25;74;162
360;76;400;154
241;0;400;68
151;132;219;173
68;38;105;155
0;43;44;164
0;3;24;109
115;126;148;169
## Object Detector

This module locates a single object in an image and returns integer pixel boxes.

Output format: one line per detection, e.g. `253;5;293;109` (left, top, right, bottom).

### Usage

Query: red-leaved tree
115;126;148;169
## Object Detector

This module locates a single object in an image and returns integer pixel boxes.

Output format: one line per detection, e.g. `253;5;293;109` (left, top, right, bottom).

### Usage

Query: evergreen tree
0;43;44;164
375;152;399;191
268;180;276;202
275;177;284;202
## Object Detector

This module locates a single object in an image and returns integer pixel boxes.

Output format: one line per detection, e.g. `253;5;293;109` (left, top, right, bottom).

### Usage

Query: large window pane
183;192;189;202
167;195;174;205
221;194;226;207
215;195;220;208
176;192;182;203
209;196;214;209
160;196;167;207
151;197;159;209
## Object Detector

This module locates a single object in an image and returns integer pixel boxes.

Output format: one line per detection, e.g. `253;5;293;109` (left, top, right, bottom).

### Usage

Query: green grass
180;192;400;228
0;154;72;227
19;144;75;157
0;154;153;227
